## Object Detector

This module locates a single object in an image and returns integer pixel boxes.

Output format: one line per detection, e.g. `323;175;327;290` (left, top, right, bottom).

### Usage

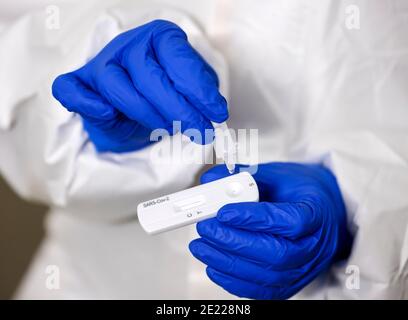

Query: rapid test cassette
137;172;259;235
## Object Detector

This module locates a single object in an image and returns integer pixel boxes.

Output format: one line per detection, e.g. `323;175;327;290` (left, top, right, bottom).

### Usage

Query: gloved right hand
52;19;228;153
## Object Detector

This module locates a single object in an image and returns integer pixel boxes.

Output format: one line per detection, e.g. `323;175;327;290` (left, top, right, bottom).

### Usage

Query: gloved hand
189;163;351;299
52;20;228;152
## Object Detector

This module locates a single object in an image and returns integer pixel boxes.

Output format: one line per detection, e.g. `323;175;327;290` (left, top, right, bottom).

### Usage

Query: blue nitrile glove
189;163;351;299
52;20;228;152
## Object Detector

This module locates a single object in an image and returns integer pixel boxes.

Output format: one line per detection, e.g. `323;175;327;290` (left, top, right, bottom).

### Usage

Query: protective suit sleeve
0;0;228;222
295;1;408;299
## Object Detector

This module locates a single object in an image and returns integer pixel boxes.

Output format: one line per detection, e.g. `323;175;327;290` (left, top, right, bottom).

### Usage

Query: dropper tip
227;164;236;175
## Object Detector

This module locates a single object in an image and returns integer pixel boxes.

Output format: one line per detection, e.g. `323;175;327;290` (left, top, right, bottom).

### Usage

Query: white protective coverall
0;0;407;299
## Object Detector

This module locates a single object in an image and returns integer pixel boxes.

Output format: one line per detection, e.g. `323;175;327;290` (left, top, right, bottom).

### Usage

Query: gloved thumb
200;165;234;184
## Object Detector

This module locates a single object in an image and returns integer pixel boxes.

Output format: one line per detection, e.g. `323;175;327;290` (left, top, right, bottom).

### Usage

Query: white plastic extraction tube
211;121;237;174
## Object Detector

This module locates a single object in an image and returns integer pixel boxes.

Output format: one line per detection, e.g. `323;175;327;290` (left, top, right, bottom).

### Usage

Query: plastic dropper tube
211;121;237;174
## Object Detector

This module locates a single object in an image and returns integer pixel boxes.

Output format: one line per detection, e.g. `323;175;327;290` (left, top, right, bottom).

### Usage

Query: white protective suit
0;0;407;299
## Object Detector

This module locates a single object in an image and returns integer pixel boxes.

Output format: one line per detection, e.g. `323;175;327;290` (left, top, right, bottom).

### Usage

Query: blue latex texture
189;163;351;299
52;20;228;152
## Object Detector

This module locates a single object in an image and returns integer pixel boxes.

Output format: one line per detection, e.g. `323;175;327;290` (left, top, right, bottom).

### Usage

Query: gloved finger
200;164;252;184
120;39;213;142
197;219;320;269
200;165;232;184
82;117;153;152
217;201;322;239
152;22;228;122
206;267;283;300
189;239;300;287
85;62;170;131
52;73;117;120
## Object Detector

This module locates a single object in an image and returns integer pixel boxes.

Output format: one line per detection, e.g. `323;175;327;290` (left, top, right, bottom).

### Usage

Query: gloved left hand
189;163;351;299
